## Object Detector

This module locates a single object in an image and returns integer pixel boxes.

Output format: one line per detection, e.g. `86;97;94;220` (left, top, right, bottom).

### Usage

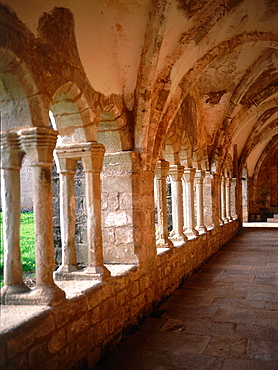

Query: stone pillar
195;170;207;233
82;143;110;280
218;175;224;225
101;151;141;264
226;176;233;221
211;173;221;228
221;175;228;223
155;160;173;248
231;177;237;219
0;132;29;303
169;165;187;243
203;171;213;228
54;156;80;273
183;168;198;237
19;127;65;306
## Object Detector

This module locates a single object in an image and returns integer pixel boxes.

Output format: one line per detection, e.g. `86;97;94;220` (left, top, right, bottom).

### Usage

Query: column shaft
221;175;228;223
169;165;187;243
82;144;110;279
183;168;198;237
155;160;173;248
19;127;65;306
226;177;233;221
195;170;207;233
1;133;29;302
59;170;79;271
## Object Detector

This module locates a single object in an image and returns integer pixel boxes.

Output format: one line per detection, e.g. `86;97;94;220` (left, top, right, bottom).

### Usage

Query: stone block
115;226;134;244
48;328;66;353
102;227;115;243
107;192;120;210
52;295;88;329
117;289;128;306
28;342;49;366
95;319;109;343
89;306;101;324
104;210;132;227
131;280;140;297
6;352;28;370
6;311;55;359
67;313;89;342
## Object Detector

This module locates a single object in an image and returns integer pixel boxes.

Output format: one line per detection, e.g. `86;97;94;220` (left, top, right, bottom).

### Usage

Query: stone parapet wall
0;221;238;370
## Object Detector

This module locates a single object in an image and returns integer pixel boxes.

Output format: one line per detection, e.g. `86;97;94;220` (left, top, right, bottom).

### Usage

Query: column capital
0;132;24;169
155;160;170;179
81;142;105;172
225;176;232;186
18;127;58;167
195;169;206;183
54;154;77;174
183;167;196;182
169;164;184;182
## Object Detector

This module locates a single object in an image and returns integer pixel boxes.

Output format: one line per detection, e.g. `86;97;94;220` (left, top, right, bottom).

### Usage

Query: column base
156;238;174;248
55;264;83;273
169;232;188;242
184;228;199;237
195;225;207;234
1;284;66;306
1;284;30;304
54;265;111;282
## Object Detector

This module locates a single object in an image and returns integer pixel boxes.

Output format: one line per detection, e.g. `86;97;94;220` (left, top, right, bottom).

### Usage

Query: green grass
0;211;35;286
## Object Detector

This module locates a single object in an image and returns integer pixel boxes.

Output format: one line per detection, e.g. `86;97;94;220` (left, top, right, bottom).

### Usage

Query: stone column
231;177;237;219
169;165;187;243
0;132;29;303
183;168;198;237
195;170;207;233
54;156;80;273
218;175;224;225
19;127;65;306
211;173;221;228
221;175;228;223
226;176;233;221
82;143;110;280
155;160;173;248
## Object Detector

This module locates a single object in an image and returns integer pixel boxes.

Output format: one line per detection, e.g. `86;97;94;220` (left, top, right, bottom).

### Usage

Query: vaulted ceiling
1;0;278;174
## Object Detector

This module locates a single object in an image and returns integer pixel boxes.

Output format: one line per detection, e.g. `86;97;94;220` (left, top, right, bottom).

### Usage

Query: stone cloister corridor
94;227;278;370
0;0;278;368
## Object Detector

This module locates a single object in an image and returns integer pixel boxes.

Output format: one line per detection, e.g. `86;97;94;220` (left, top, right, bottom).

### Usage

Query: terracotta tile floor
93;228;278;370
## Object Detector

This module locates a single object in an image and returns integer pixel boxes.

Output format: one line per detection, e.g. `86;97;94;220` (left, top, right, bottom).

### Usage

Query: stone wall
0;221;239;369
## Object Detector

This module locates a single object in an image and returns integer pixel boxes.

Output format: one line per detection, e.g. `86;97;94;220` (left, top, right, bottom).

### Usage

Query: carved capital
169;164;184;182
195;169;206;184
0;132;24;169
18;127;58;167
183;167;196;183
155;160;170;179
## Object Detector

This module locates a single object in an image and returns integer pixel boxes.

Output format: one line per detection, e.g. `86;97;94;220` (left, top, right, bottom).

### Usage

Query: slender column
195;170;207;233
226;177;233;221
169;165;187;243
82;143;110;280
19;127;65;306
218;175;224;225
0;132;29;302
221;175;228;223
155;160;173;248
231;177;237;219
211;173;221;228
183;168;198;237
55;156;80;273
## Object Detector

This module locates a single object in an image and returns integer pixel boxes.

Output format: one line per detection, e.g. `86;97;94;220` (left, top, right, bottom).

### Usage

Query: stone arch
0;48;48;131
50;81;98;145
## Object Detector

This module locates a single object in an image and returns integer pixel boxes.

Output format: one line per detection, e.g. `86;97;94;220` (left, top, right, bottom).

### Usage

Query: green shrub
0;212;35;286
